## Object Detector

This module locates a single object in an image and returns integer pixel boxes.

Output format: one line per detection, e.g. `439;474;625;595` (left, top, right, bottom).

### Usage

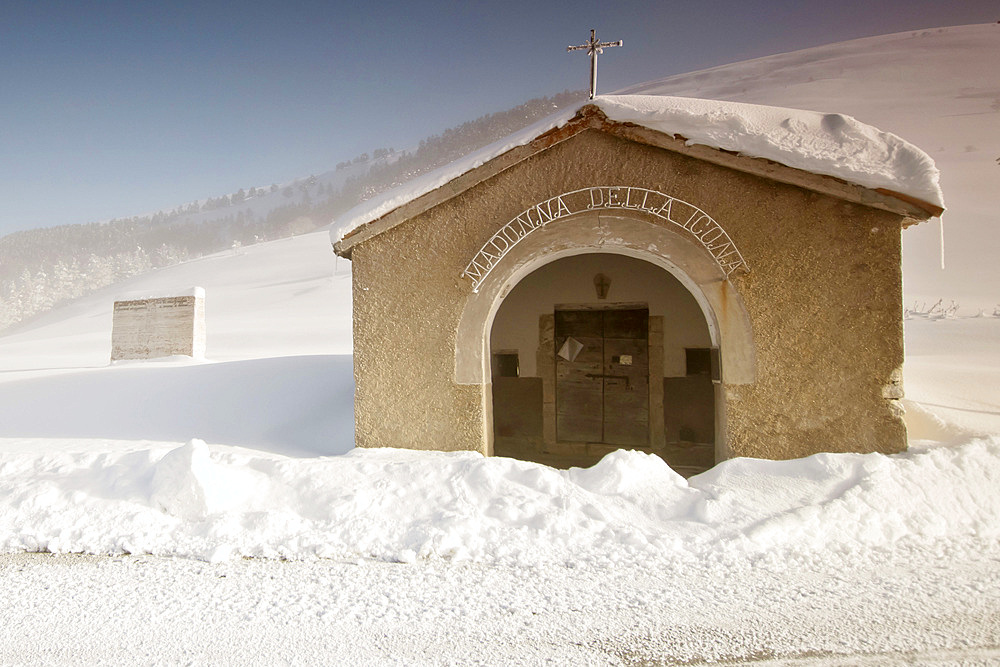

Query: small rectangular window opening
492;351;519;378
686;348;721;382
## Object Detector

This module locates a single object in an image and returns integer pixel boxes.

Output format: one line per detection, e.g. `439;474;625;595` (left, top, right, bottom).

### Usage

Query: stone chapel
333;95;943;475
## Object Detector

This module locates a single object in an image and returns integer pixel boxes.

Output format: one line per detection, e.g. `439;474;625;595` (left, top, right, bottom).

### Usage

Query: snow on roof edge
596;95;944;209
331;108;579;244
332;94;944;245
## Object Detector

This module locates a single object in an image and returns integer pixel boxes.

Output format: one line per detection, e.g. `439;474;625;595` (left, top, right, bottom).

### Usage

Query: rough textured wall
350;231;486;452
111;296;206;361
350;129;906;458
720;190;906;458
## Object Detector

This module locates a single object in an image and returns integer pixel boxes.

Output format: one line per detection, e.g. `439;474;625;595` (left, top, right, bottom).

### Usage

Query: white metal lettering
461;186;750;292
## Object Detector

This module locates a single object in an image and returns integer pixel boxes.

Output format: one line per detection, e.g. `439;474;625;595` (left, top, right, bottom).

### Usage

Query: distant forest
0;90;586;331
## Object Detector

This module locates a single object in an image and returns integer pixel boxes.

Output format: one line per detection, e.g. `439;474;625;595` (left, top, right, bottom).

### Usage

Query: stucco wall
348;129;906;459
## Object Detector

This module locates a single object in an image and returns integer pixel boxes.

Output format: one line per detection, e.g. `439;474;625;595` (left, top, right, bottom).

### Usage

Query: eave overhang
334;105;943;259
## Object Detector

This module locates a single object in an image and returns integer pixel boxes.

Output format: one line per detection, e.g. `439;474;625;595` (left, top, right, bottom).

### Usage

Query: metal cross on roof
567;29;623;100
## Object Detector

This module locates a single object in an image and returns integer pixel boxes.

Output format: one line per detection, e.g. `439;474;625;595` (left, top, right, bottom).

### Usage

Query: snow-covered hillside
1;26;999;665
619;23;1000;307
0;233;353;456
0;232;352;369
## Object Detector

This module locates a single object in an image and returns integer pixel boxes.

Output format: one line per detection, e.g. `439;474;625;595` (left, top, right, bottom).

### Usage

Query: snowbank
2;436;996;565
334;94;942;239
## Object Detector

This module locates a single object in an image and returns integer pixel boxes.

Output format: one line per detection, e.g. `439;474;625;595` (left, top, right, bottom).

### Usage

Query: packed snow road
3;538;998;665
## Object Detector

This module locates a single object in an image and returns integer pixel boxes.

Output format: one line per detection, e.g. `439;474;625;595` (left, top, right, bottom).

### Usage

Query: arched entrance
489;253;718;475
453;197;756;470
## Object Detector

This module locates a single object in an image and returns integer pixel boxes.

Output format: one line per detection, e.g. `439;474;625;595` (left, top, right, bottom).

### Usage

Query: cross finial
567;29;623;99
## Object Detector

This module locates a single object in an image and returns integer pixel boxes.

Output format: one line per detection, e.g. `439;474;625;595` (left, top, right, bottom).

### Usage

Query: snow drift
1;435;997;565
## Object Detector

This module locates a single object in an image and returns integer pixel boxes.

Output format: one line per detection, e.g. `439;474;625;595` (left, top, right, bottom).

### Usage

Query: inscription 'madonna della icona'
462;186;750;292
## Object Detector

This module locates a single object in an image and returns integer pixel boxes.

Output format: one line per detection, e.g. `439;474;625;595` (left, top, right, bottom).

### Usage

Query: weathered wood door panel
603;333;649;446
555;310;604;442
555;308;649;446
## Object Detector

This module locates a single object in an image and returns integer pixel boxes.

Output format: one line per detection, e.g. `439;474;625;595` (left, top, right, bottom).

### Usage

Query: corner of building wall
191;296;207;359
711;278;756;386
883;364;908;450
482;380;495;457
715;383;733;462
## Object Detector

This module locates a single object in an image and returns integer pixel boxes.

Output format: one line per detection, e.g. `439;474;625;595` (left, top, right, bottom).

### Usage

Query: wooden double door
555;307;649;446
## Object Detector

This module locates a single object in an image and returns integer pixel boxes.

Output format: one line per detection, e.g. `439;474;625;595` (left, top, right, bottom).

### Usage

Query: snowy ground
0;230;997;665
4;541;999;666
3;25;1000;666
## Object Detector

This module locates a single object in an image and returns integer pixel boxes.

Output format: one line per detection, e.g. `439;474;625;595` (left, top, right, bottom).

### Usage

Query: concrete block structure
333;99;943;474
111;288;206;361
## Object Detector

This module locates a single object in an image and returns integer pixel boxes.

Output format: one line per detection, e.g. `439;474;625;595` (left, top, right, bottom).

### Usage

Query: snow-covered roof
597;95;943;208
334;94;944;245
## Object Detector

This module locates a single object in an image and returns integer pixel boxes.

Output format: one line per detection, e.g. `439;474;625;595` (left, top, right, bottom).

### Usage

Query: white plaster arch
456;209;756;388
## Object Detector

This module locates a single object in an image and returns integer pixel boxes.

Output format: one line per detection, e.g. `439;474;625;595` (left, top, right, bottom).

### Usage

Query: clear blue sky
1;0;995;236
